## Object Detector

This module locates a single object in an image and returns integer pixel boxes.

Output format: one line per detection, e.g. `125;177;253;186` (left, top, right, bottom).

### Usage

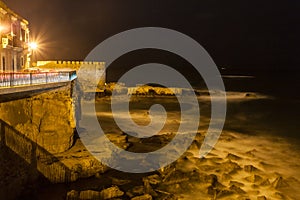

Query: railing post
30;73;32;85
9;73;12;86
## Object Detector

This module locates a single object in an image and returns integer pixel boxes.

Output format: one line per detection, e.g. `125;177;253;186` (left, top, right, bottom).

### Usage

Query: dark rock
78;187;124;200
244;165;261;173
245;174;263;183
272;176;289;189
110;177;131;186
100;186;124;199
221;160;242;174
245;149;257;157
66;190;79;200
79;190;102;200
207;186;216;196
274;192;286;199
221;173;233;181
251;184;260;189
229;185;246;194
216;189;234;198
257;196;267;200
226;153;241;161
144;179;158;197
260;179;271;186
131;194;152;200
201;174;218;186
126;186;145;198
143;174;161;185
158;193;178;200
162;170;189;185
229;181;245;187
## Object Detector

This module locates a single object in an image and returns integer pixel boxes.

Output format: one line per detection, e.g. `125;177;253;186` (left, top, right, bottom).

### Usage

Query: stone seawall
0;82;108;186
0;82;76;154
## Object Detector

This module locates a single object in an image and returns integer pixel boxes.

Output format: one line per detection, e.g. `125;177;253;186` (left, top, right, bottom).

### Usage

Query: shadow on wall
0;119;74;199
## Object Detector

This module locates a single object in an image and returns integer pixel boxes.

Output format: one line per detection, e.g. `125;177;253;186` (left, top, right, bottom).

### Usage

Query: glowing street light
29;42;38;50
29;42;38;67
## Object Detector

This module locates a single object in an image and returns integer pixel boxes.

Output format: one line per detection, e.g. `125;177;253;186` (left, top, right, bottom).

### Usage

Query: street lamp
29;42;38;67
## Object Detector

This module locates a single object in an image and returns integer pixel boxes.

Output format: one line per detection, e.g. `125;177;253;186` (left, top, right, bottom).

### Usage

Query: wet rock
207;157;223;163
78;187;124;200
257;196;267;200
206;152;217;157
175;157;199;173
203;174;219;186
199;165;216;172
274;192;286;199
271;176;289;189
159;193;178;200
229;185;246;194
131;194;152;200
162;170;189;185
100;186;124;199
219;134;237;142
229;181;245;187
207;186;234;198
144;178;158;197
181;151;194;158
260;179;271;186
105;133;130;149
66;190;79;200
79;190;102;200
187;140;201;151
237;197;251;200
207;186;216;196
226;153;241;161
206;175;228;198
221;160;241;174
245;174;263;183
110;177;131;186
143;174;161;185
221;173;233;181
259;161;273;168
244;165;261;173
126;186;145;198
216;189;234;198
251;184;260;189
245;149;257;157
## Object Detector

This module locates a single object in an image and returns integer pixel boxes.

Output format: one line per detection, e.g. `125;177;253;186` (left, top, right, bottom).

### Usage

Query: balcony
1;36;27;49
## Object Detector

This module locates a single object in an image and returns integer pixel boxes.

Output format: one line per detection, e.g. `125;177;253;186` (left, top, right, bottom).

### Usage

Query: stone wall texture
0;82;76;154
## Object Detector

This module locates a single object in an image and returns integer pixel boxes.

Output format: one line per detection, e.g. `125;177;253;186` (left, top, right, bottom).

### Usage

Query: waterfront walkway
0;71;77;101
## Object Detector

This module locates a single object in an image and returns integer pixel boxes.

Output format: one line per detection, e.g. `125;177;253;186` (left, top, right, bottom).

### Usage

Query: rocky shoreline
2;129;296;200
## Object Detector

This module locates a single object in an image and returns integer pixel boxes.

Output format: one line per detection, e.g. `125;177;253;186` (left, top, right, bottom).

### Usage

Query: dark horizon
4;0;300;70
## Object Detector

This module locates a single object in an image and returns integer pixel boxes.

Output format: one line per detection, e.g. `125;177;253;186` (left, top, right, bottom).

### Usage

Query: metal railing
0;71;77;87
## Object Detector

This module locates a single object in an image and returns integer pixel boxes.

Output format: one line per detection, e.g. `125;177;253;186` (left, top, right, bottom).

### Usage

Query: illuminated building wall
0;1;30;72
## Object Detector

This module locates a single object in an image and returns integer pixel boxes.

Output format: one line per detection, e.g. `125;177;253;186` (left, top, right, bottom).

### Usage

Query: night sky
4;0;300;70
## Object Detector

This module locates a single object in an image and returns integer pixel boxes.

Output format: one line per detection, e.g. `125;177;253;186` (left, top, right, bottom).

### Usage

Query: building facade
0;1;31;72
